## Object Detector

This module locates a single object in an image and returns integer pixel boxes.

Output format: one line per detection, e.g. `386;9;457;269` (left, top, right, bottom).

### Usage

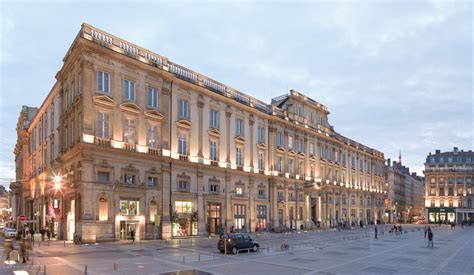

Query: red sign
18;215;26;221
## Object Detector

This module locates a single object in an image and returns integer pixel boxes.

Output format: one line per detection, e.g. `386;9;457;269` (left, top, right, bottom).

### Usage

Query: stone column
161;82;172;150
269;178;278;228
161;162;172;239
249;116;255;168
249;177;255;232
197;170;206;234
225;107;232;166
225;173;232;227
197;98;204;159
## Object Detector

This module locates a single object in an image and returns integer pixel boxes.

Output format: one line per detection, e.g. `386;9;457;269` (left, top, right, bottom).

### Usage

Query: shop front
172;201;198;237
427;207;456;224
256;205;267;232
117;198;144;241
207;203;221;235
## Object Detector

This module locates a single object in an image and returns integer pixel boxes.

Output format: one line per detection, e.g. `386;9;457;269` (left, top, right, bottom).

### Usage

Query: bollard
85;265;88;274
113;262;118;270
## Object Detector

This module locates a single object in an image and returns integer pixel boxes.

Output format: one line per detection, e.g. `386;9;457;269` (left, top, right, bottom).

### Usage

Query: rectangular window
175;201;192;214
148;87;158;108
235;186;243;196
178;133;187;155
276;131;283;147
320;146;324;159
298;207;303;220
288;159;293;173
235;118;244;136
123;119;136;144
258;189;265;198
148;176;157;187
97;112;110;139
123;80;135;101
288;136;293;149
210;109;219;129
258;153;264;170
209;184;218;194
147;125;158;148
210;141;218;161
119;199;140;215
178;180;189;192
97;71;110;93
124;174;135;184
179;99;189;119
309;143;314;155
257;127;265;144
276;156;282;172
236;147;243;166
257;205;267;217
97;171;110;183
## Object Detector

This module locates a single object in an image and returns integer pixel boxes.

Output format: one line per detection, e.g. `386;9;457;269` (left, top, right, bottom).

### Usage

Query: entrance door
311;205;317;223
207;203;221;234
120;221;138;240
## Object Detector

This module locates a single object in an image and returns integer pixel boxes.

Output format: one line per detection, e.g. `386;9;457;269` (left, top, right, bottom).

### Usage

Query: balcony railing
124;143;136;152
179;155;189;162
94;137;111;147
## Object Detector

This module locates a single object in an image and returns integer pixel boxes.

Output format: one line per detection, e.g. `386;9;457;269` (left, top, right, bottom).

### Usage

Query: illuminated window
235;186;243;196
149;200;157;221
147;125;158;148
123;119;136;144
99;197;108;221
175;201;192;214
120;199;140;215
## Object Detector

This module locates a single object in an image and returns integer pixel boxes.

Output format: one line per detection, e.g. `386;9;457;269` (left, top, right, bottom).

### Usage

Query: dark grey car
218;233;259;254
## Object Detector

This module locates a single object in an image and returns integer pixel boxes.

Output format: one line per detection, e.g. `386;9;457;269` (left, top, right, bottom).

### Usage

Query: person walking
130;228;136;243
427;228;434;248
424;226;427;238
19;238;27;264
29;228;35;245
374;225;378;239
3;239;13;262
40;228;45;242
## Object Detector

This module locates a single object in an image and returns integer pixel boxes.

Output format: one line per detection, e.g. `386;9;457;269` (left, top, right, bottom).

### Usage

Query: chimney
454;147;459;154
387;158;391;167
435;149;441;154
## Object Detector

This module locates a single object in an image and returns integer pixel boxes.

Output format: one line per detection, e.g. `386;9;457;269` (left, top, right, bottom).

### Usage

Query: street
0;224;472;274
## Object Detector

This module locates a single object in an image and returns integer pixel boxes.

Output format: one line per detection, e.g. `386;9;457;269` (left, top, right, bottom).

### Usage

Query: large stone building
424;147;474;224
386;156;424;223
13;23;387;242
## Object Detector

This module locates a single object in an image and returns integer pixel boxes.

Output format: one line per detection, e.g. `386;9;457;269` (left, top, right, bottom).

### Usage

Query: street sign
18;215;26;221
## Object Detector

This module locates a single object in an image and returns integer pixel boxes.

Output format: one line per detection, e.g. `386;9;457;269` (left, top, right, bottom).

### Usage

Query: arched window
99;197;108;221
149;200;158;222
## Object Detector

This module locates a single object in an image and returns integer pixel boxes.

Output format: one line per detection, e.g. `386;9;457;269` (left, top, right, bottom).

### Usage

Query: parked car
218;233;259;254
4;228;17;238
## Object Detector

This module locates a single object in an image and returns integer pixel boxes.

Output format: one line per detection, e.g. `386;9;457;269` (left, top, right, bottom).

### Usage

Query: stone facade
386;158;424;223
13;23;387;242
424;147;474;224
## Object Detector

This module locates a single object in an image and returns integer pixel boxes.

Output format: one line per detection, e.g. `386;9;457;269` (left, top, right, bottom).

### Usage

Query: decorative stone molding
93;94;116;109
144;110;164;122
119;102;141;116
175;119;192;131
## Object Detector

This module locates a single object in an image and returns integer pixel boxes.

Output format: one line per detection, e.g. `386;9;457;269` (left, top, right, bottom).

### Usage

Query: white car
4;228;17;238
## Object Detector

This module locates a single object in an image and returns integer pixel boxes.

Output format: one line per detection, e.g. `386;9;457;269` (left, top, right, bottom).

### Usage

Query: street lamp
52;173;65;240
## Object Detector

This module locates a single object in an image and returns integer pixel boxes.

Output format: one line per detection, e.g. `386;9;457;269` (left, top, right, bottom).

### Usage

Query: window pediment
93;94;116;109
276;146;286;154
288;150;296;157
120;102;141;116
298;152;306;158
256;143;266;150
208;128;221;139
144;110;164;122
234;136;246;145
176;119;192;130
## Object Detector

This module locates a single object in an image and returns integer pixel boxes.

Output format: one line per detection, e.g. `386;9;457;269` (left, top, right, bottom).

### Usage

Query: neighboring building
13;23;387;242
424;147;474;224
386;155;424;223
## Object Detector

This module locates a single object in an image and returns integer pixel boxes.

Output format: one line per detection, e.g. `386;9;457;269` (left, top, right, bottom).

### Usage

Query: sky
0;0;472;188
